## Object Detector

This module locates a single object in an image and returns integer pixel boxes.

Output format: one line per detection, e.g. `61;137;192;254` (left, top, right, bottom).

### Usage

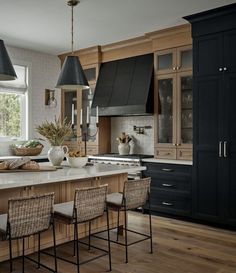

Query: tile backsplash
111;116;154;155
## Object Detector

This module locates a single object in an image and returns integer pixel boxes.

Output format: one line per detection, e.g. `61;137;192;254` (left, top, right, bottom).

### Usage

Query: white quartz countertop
0;163;146;190
141;158;193;165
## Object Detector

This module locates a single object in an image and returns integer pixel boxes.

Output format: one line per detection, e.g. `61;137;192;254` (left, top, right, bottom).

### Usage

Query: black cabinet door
224;29;236;73
193;76;224;221
224;72;236;225
193;33;222;77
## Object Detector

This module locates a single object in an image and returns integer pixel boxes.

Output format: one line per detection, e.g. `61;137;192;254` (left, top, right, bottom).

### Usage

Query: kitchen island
0;163;145;262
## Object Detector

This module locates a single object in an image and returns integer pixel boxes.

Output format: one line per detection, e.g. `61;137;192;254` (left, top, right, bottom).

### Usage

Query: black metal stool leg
106;208;112;271
9;232;13;272
22;237;25;273
148;200;153;254
74;219;80;273
38;232;41;268
124;208;128;263
52;220;58;273
73;223;76;257
116;209;120;241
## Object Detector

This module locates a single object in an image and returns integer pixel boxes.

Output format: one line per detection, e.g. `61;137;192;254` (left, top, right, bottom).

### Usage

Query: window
0;64;28;140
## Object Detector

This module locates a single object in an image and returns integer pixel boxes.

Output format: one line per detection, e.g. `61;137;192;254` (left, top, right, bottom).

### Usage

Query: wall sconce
133;125;152;134
45;89;57;108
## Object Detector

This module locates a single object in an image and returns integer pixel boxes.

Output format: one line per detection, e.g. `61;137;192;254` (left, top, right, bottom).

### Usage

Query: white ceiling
0;0;235;56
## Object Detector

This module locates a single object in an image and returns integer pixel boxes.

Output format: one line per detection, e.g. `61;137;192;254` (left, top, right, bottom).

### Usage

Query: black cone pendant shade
56;55;89;90
56;0;89;90
0;39;17;81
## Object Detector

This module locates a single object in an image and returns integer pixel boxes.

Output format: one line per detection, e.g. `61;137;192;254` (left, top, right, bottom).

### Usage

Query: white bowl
67;156;88;168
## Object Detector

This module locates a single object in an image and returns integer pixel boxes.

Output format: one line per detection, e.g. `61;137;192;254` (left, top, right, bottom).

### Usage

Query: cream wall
111;116;154;155
0;45;61;156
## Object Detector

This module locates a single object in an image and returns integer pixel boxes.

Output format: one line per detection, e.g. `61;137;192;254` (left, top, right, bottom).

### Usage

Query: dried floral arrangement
116;132;132;144
35;117;72;146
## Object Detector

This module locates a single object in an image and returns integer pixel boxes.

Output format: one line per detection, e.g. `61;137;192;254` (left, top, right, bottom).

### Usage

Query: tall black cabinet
184;3;236;227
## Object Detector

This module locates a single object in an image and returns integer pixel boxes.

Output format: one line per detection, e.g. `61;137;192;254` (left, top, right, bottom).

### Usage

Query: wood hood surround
58;24;192;68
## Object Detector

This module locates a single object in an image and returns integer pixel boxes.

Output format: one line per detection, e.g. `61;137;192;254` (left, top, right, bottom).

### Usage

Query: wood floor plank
0;212;236;273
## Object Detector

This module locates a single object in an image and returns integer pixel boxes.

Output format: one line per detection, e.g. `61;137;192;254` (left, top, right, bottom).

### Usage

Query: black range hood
91;53;154;116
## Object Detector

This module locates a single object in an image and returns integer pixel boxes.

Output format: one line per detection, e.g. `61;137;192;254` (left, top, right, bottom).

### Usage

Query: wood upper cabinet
154;46;193;161
154;45;192;75
61;63;111;155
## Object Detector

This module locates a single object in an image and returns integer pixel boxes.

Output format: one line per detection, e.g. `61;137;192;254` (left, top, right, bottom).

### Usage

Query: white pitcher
48;145;68;166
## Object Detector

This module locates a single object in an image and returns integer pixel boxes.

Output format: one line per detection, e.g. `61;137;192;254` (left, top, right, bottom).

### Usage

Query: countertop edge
141;158;193;165
0;164;146;190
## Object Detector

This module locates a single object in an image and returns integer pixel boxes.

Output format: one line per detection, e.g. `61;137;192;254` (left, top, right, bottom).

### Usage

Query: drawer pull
162;183;173;187
162;201;173;206
161;168;174;172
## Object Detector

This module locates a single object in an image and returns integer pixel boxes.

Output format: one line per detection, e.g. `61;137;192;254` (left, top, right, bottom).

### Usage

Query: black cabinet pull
161;168;174;172
162;201;173;206
162;183;174;187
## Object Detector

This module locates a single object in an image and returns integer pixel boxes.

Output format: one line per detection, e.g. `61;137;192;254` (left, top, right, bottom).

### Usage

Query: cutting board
0;166;57;173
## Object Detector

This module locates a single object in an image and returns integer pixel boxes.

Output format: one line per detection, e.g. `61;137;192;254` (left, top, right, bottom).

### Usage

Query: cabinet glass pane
82;87;96;142
157;53;172;70
158;78;173;143
181;50;192;69
181;76;193;144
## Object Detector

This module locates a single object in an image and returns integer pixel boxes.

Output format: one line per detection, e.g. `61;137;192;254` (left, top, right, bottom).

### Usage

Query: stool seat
0;214;7;234
106;192;123;207
54;201;74;224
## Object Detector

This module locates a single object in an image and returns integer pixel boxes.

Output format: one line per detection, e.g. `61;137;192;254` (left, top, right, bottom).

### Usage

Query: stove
88;154;153;179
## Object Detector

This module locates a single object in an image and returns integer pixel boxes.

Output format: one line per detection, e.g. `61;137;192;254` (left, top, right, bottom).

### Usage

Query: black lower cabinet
142;162;192;217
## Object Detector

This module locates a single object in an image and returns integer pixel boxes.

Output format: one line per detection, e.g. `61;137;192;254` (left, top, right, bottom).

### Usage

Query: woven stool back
74;185;107;223
8;192;54;239
123;178;151;210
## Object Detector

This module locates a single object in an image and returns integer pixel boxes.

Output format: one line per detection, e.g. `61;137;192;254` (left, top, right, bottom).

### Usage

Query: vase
48;145;68;166
118;143;130;155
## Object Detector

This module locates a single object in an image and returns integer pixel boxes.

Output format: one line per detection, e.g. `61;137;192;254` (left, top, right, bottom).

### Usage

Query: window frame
0;59;32;142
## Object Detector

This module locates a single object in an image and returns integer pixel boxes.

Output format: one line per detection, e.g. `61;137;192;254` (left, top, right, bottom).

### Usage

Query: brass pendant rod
71;4;74;54
67;0;79;55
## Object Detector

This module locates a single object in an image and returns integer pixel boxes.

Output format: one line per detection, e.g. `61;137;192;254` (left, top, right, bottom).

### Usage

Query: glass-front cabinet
155;45;192;75
61;63;110;155
154;47;193;160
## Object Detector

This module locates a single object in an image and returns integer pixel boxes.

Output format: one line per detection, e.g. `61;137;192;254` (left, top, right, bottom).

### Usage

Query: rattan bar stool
0;192;57;273
103;177;153;263
53;184;111;273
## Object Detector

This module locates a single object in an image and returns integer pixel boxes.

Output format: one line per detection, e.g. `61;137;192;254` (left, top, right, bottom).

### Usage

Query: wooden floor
1;212;236;273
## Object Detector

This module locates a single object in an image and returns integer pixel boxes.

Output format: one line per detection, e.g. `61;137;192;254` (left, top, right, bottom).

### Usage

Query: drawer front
148;174;191;192
154;148;176;159
177;148;193;161
150;190;191;215
143;162;192;175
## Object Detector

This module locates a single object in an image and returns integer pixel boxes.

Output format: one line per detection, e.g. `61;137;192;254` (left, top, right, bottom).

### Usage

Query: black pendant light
0;39;17;81
56;0;89;90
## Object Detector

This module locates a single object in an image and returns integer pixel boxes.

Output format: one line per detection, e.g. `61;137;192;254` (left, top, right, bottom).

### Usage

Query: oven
88;154;153;180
